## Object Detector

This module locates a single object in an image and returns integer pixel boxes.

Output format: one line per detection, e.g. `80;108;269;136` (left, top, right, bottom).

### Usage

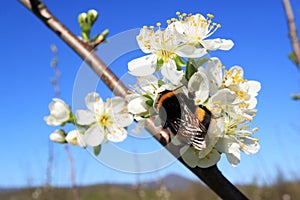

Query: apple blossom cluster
44;93;133;155
126;12;261;167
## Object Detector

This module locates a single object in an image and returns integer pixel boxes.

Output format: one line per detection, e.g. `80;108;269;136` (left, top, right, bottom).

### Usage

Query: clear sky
1;0;300;188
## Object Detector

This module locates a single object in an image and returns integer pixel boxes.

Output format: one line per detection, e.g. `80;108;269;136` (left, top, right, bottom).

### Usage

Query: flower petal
209;89;236;105
75;110;96;125
49;129;66;143
180;145;198;168
85;92;103;112
66;130;86;148
127;96;148;115
161;61;184;85
201;38;234;51
45;98;71;126
83;124;104;146
188;71;209;92
188;71;209;104
205;57;223;94
128;55;157;76
176;45;208;58
241;136;260;154
107;126;127;142
112;113;134;127
197;149;220;168
109;96;125;113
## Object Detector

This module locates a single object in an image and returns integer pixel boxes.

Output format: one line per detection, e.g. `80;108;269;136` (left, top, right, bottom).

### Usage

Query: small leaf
142;94;154;107
145;99;154;107
142;94;152;100
174;56;186;70
156;59;164;71
291;93;300;100
94;145;101;156
288;52;296;64
185;59;197;81
158;80;165;87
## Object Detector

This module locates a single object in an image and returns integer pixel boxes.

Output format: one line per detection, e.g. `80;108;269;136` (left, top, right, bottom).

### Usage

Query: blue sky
1;0;300;188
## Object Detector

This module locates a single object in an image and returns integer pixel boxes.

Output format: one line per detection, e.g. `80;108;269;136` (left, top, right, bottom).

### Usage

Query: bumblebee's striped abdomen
194;105;211;131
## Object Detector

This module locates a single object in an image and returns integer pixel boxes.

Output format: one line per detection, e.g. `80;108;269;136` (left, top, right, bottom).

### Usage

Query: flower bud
66;130;86;148
87;9;98;25
44;98;71;126
78;12;87;26
49;129;66;143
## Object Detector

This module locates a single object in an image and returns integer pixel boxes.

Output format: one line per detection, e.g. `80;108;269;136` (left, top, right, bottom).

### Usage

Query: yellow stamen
207;13;214;19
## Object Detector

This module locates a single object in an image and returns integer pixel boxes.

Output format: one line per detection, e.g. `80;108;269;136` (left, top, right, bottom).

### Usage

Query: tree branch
283;0;300;69
18;0;248;199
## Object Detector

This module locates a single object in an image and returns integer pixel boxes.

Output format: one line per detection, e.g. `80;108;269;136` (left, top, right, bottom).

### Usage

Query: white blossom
172;13;234;51
49;129;66;143
66;130;86;148
76;92;133;147
44;98;71;126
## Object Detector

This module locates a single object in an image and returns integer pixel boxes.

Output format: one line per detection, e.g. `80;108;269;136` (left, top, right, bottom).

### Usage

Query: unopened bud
78;12;87;25
49;129;66;143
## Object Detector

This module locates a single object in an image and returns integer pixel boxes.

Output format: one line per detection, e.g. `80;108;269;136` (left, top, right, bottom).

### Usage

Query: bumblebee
155;89;211;150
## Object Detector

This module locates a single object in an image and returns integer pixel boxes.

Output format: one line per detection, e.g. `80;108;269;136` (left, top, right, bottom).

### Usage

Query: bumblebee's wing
167;103;208;150
179;104;208;150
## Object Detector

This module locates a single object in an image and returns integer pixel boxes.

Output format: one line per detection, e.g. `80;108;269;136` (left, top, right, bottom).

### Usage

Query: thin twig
18;0;248;199
64;144;80;200
48;44;80;200
283;0;300;69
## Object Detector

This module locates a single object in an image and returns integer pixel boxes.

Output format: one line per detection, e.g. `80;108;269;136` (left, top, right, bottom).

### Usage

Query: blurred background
1;0;300;199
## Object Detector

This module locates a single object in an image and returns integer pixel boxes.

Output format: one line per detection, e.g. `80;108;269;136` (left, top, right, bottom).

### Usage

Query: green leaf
142;94;152;99
288;52;296;64
145;99;154;107
156;59;164;71
185;59;197;81
174;56;186;70
142;94;154;107
158;80;165;87
93;145;101;156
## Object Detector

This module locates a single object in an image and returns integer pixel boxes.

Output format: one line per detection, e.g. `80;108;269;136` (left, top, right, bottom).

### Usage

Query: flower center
98;114;112;127
174;12;221;42
157;49;175;63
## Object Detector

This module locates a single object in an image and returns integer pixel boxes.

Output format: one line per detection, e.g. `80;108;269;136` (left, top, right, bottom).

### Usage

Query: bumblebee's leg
159;129;170;145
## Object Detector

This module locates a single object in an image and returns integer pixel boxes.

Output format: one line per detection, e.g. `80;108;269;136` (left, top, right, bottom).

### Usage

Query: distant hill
140;173;197;190
1;175;300;200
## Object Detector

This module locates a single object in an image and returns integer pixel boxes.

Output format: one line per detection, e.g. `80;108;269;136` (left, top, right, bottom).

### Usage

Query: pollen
143;25;147;29
176;11;181;15
137;35;143;41
98;114;111;127
156;22;161;27
207;13;214;19
166;19;171;24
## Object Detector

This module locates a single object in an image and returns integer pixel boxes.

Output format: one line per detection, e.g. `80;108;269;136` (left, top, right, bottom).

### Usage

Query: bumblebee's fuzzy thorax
156;90;181;120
